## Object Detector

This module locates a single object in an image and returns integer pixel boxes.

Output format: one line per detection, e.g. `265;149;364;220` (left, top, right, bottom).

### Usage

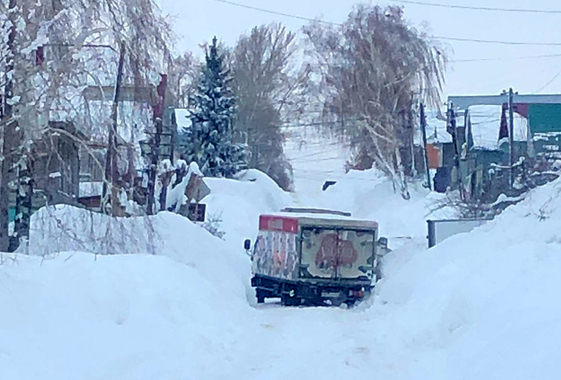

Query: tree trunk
146;118;162;215
394;147;411;200
103;42;125;216
147;75;167;215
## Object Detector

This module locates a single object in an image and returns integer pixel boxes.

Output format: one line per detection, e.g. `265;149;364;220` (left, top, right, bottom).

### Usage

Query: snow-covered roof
421;105;528;149
469;105;527;149
79;181;104;198
425;109;457;145
48;95;152;144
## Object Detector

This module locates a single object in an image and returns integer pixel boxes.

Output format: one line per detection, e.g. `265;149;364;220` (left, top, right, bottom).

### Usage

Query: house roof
424;109;457;145
448;93;561;109
421;105;528;149
79;181;104;198
468;105;527;150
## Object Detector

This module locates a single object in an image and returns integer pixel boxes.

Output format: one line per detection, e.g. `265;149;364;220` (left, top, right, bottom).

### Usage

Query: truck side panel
252;216;299;280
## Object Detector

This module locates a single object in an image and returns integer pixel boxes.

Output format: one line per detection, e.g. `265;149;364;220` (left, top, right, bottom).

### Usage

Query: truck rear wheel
281;295;301;306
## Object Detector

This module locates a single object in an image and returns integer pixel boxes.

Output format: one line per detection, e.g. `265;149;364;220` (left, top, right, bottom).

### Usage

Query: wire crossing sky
392;0;561;14
159;0;561;96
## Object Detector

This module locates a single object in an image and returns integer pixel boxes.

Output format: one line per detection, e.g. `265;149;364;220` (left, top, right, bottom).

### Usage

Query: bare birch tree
303;4;446;199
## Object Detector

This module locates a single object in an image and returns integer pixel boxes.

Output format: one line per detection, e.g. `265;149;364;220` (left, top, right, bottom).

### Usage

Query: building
424;93;561;201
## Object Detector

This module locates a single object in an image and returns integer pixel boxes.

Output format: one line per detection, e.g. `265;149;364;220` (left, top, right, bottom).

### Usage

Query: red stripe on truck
259;215;299;233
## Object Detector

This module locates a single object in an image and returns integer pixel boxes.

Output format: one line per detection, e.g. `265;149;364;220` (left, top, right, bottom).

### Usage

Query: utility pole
146;74;167;215
103;42;126;216
420;103;432;191
127;124;136;202
508;87;515;190
0;0;19;251
448;103;465;200
170;108;176;165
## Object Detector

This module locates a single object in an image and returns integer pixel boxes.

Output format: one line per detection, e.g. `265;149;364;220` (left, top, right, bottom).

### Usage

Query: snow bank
0;169;293;379
3;204;254;379
202;169;292;246
0;253;251;380
27;205;249;299
370;177;561;379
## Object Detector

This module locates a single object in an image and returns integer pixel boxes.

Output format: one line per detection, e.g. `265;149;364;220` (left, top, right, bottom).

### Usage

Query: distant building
423;93;561;200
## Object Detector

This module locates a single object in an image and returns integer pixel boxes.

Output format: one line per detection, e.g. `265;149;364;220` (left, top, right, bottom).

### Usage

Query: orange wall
426;144;441;169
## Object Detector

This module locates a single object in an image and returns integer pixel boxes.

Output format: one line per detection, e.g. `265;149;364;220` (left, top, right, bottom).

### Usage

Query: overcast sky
158;0;561;97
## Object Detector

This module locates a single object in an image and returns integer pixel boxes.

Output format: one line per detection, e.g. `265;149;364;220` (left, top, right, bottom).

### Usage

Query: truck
245;208;387;306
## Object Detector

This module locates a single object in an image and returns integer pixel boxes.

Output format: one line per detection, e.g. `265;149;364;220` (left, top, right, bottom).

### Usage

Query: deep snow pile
1;171;290;379
26;205;252;302
0;253;250;380
202;169;292;246
369;177;561;379
2;206;253;380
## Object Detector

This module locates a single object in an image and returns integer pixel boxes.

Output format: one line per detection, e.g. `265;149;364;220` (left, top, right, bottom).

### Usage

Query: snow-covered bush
199;212;226;240
27;205;159;256
165;162;203;213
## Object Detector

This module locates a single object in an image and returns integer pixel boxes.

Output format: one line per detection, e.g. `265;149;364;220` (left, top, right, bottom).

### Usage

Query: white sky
158;0;561;97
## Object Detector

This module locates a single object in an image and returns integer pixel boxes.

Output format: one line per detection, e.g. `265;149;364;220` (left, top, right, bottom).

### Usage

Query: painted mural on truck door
300;228;376;279
336;230;376;279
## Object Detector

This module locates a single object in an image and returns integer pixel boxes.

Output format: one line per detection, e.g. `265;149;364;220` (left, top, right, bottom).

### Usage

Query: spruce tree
183;37;247;177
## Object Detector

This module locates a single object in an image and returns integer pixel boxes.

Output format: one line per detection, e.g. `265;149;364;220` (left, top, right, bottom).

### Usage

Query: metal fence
427;218;492;248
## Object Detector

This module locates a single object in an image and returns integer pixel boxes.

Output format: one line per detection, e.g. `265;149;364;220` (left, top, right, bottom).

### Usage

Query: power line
433;36;561;46
211;0;561;46
450;53;561;63
392;0;561;14
534;68;561;93
211;0;340;25
291;156;348;163
281;118;368;128
290;147;350;161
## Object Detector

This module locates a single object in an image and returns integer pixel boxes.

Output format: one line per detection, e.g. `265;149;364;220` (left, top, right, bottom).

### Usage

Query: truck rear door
299;228;376;280
300;227;339;279
336;229;376;279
